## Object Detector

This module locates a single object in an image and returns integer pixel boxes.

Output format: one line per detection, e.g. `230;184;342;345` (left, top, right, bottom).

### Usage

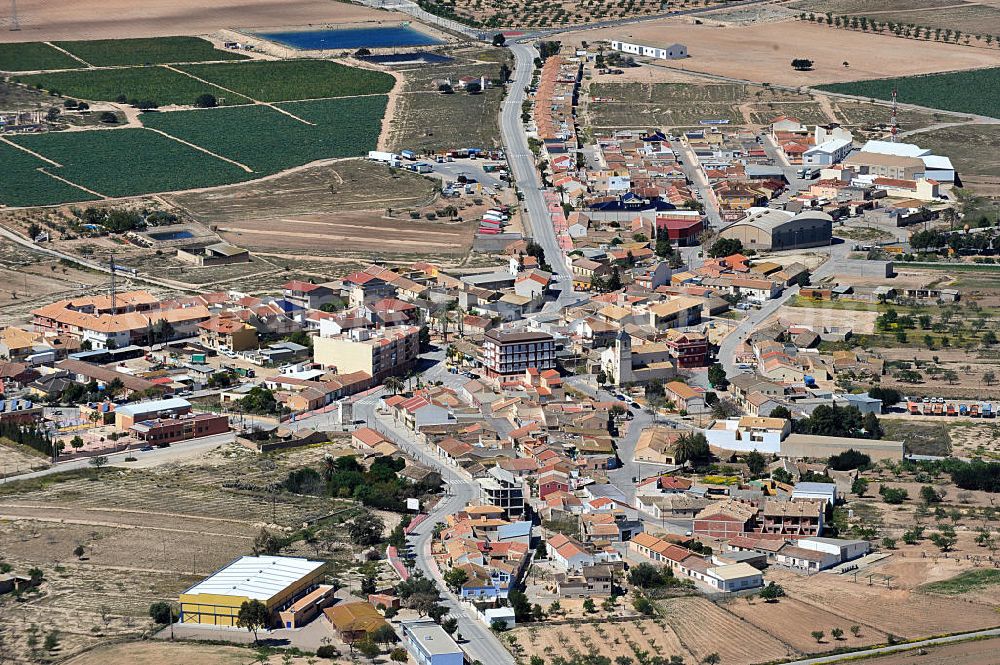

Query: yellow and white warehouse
179;555;327;627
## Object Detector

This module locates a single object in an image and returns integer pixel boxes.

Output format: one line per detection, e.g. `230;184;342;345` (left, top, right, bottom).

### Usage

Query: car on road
615;394;626;401
139;445;154;451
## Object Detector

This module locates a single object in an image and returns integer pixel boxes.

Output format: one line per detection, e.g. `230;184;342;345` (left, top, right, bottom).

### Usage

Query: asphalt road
0;431;235;484
716;239;852;377
351;390;516;665
502;42;582;314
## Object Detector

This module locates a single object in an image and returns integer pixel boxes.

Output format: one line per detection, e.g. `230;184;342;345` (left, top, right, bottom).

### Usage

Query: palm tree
673;432;709;466
384;376;404;395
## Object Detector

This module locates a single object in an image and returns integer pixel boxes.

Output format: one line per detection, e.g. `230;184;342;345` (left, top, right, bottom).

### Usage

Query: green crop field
54;36;248;67
13;66;247;106
178;60;394;102
920;569;1000;595
817;68;1000;119
142;96;386;174
12;129;253;199
0;143;99;207
0;43;81;72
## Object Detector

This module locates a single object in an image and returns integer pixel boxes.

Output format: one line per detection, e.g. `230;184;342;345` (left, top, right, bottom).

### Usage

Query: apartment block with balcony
313;325;420;385
482;330;555;378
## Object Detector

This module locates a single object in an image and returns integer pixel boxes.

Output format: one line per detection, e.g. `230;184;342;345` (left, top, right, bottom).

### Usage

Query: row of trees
911;228;1000;255
799;11;1000;47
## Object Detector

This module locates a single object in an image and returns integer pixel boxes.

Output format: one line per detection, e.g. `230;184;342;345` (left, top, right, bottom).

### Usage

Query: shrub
316;645;340;658
148;601;176;624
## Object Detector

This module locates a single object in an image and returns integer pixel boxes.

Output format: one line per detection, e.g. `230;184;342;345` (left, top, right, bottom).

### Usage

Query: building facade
482;330;555;378
313;326;420;384
610;40;687;60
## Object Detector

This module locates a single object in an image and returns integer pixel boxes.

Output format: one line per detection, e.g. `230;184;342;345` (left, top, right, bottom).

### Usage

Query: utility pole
109;253;117;315
10;0;20;31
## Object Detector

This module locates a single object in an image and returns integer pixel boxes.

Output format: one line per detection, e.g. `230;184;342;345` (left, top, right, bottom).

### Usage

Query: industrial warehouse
178;555;331;628
716;208;833;251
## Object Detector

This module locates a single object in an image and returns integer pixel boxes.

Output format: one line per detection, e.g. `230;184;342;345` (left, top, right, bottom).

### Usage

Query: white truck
368;150;401;166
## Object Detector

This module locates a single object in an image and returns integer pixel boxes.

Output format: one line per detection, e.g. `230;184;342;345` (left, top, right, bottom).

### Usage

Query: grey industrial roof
183;555;324;601
115;397;191;416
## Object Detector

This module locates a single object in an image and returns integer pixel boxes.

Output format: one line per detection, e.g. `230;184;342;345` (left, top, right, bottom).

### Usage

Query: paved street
351;390;516;665
0;431;235;484
503;42;581;314
669;137;723;228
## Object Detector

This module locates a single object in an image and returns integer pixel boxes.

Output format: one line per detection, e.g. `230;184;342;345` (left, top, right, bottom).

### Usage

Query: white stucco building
610;40;687;60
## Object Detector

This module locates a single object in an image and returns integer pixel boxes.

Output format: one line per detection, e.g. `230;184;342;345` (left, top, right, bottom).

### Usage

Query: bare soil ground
569;19;1000;86
769;568;1000;639
217;209;476;255
724;596;888;653
0;441;363;663
0;237;106;326
846;637;1000;665
775;304;880;334
513;619;695;665
0;0;407;42
167;158;439;224
0;440;51;476
65;642;256;665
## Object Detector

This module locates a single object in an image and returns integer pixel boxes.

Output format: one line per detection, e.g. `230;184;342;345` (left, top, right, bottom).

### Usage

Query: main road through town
351;389;517;665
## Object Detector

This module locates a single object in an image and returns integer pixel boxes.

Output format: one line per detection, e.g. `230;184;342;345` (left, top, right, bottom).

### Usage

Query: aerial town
1;1;999;664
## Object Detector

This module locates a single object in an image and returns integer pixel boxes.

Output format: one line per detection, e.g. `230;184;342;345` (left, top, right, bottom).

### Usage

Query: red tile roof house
538;470;570;498
352;427;388;452
655;213;704;246
692;501;759;538
546;533;595;571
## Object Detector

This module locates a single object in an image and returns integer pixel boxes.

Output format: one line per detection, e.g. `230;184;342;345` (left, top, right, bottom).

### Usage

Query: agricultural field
0;442;365;663
389;89;503;151
854;637;1000;665
574;19;1000;86
0;142;99;207
773;570;1000;639
512;619;694;665
53;36;248;66
724;596;887;654
920;568;1000;596
587;81;822;129
916;124;1000;178
216;209;476;257
588;82;746;128
748;102;832;126
65;643;270;665
167;158;440;224
177;60;394;102
14;65;245;106
0;0;406;42
789;0;962;13
0;42;81;72
660;596;791;663
817;68;1000;119
849;5;1000;37
11;128;254;198
417;0;723;28
142;96;386;174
